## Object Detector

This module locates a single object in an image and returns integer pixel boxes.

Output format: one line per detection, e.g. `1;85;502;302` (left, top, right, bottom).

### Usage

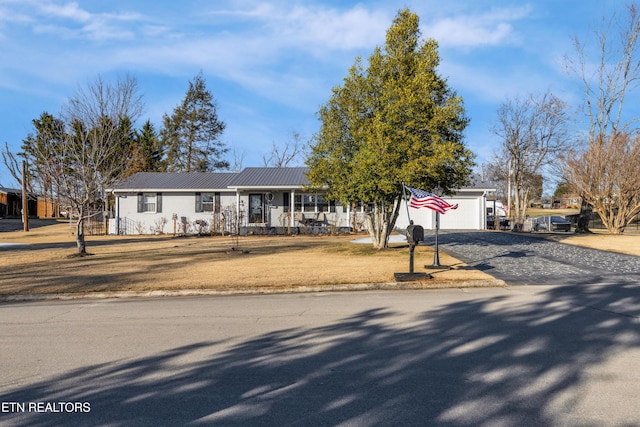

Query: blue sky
0;0;622;187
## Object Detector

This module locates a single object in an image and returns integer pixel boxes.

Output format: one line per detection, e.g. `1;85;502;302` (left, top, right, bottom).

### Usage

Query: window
137;193;162;213
316;195;335;213
202;194;214;212
196;192;221;213
144;194;156;212
303;195;315;212
283;192;290;213
249;194;264;223
293;194;335;213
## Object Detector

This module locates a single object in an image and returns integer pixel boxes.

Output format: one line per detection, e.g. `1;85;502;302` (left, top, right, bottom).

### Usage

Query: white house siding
395;192;488;231
112;191;489;234
107;168;494;234
395;201;435;230
111;191;237;235
439;197;482;229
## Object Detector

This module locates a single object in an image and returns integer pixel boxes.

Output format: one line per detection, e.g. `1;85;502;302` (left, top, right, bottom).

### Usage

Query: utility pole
22;160;29;232
507;160;512;227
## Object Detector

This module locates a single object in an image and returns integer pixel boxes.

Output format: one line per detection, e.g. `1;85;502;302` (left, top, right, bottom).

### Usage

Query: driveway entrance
425;231;640;286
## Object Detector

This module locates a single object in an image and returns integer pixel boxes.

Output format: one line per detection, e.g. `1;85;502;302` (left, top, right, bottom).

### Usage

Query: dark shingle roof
462;173;498;191
109;168;311;192
229;167;309;188
109;168;488;193
110;172;238;192
0;187;22;195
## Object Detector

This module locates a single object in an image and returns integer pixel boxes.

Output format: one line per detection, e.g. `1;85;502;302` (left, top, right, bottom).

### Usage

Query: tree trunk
366;203;386;250
598;206;627;234
75;214;87;255
575;200;591;233
366;198;402;250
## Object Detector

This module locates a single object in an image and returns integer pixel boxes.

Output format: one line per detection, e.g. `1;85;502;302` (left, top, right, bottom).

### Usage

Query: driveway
424;231;640;287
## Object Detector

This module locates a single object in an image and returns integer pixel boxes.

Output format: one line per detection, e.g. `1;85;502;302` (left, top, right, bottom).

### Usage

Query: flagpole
433;211;441;267
402;184;412;225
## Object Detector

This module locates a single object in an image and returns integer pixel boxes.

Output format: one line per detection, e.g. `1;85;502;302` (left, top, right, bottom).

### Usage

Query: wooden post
22;160;29;232
172;214;177;236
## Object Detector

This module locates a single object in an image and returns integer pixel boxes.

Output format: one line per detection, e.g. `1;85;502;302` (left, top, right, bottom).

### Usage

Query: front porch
239;225;353;235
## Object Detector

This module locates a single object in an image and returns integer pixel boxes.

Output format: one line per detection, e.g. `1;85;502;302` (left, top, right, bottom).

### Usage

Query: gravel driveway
424;231;640;286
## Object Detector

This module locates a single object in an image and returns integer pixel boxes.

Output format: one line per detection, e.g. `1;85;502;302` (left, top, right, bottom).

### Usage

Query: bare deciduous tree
262;131;307;168
29;75;144;255
564;132;640;233
1;142;22;185
564;3;640;233
490;92;568;228
229;145;247;172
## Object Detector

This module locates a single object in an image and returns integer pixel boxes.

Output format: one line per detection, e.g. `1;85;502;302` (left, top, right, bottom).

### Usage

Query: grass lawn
1;219;638;298
525;208;580;217
0;221;497;297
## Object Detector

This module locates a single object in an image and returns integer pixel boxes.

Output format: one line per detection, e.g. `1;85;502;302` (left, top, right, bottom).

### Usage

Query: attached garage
439;195;483;230
395;183;495;231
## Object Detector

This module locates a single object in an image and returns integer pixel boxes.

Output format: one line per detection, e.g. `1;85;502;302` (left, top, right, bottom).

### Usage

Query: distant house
107;167;496;235
0;187;38;219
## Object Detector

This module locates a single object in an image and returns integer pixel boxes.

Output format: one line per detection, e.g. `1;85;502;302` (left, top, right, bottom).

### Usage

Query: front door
249;194;264;223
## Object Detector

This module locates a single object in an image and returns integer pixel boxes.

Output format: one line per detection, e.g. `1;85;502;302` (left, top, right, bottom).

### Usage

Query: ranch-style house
107;167;496;235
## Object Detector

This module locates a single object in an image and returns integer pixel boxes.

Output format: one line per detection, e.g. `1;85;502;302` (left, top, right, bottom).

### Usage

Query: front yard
0;221;495;297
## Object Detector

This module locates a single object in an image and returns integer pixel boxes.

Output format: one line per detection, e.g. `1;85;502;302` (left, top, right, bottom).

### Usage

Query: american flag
405;186;458;214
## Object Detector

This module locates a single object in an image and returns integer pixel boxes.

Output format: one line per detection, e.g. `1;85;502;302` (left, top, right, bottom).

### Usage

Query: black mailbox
406;224;424;245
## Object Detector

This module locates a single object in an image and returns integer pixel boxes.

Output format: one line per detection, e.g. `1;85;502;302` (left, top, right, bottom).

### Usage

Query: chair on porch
315;212;326;226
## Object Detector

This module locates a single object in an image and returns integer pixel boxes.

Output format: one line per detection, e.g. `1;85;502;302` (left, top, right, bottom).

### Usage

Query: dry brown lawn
0;221;496;297
2;220;638;297
545;230;640;256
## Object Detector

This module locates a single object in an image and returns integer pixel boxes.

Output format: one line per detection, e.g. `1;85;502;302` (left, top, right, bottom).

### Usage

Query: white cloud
207;2;390;51
424;6;533;47
2;0;144;41
273;4;389;50
37;1;91;22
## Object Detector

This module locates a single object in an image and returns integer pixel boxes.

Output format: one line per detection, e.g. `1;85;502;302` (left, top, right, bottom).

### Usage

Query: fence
566;212;640;231
588;213;640;231
84;211;107;236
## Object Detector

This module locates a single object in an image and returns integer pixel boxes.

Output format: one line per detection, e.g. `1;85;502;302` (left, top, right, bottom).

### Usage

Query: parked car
487;215;509;230
528;215;572;232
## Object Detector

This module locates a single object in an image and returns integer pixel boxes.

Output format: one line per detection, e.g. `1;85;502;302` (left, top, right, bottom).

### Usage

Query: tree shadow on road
2;284;640;426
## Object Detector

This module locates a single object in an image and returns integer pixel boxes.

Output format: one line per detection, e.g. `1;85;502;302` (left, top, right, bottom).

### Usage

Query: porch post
290;190;295;227
236;191;240;228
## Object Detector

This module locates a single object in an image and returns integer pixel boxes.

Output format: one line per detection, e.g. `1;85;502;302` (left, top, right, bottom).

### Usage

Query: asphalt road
2;284;640;426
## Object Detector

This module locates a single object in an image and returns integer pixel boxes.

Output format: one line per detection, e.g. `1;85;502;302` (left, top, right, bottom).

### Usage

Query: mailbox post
406;223;424;273
394;222;430;282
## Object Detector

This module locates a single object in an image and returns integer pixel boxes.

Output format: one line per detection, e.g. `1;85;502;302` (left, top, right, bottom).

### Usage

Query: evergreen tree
131;120;165;173
161;73;228;172
307;9;474;249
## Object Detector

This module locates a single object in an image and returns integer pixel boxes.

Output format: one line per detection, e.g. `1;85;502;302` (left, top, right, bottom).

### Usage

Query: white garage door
439;197;481;229
398;205;434;230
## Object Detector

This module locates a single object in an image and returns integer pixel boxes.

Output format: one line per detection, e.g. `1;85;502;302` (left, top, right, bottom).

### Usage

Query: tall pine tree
161;73;228;172
131;120;165;173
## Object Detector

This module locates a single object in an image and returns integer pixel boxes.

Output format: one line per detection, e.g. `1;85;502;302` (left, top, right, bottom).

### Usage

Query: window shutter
156;193;162;213
215;192;221;213
137;193;143;213
195;192;202;212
